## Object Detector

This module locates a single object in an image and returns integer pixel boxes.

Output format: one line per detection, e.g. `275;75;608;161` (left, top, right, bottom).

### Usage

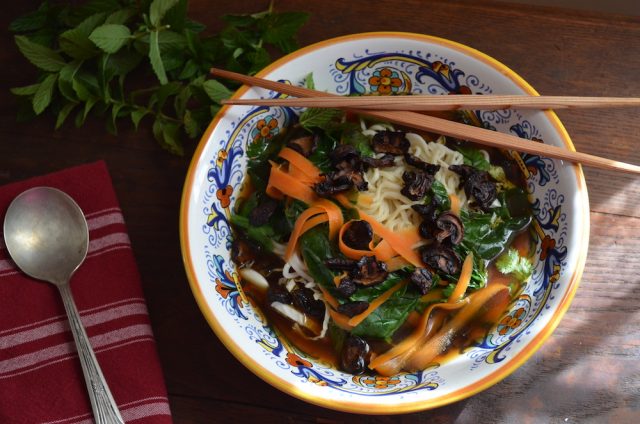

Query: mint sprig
9;0;309;155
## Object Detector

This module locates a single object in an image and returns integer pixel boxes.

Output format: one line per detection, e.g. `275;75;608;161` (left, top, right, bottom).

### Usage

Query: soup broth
231;113;534;375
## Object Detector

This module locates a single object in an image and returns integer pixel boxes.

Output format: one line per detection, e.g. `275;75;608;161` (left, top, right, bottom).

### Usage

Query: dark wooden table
2;1;639;422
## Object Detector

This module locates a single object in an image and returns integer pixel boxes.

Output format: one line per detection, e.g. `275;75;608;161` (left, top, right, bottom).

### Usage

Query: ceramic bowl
180;32;589;414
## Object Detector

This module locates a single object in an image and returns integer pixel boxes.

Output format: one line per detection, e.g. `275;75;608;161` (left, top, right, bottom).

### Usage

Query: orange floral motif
540;235;556;260
431;60;450;79
215;270;244;307
216;149;228;167
216;184;233;209
497;307;526;336
307;375;328;386
361;375;401;389
368;68;403;95
450;85;472;95
215;278;231;299
252;116;279;143
286;352;312;368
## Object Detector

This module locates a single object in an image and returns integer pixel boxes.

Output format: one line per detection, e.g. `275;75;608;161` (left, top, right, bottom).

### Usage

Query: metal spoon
3;187;124;424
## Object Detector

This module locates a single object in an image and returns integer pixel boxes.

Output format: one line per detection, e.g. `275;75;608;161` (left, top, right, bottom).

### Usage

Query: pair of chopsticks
211;68;640;175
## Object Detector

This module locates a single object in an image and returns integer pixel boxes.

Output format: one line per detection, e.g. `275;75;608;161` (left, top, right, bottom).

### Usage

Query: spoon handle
58;283;125;424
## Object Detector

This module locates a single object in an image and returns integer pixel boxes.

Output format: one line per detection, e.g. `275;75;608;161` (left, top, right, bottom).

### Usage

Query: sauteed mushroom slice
343;168;368;191
409;268;435;295
371;130;410;155
248;197;278;226
449;164;497;211
329;144;360;166
287;134;317;157
340;335;370;375
420;244;462;275
325;258;358;272
351;256;388;286
267;284;292;305
337;301;369;317
404;153;441;174
464;171;497;211
342;220;374;250
434;212;464;245
313;173;353;196
291;287;325;321
361;154;396;169
314;144;369;195
449;164;475;179
401;170;434;201
336;278;357;297
414;199;440;239
412;201;439;224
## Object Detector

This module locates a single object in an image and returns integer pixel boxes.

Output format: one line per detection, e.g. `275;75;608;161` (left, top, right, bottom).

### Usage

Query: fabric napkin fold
0;161;172;424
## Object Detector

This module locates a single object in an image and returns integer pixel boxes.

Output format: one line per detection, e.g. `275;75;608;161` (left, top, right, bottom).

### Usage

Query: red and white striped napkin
0;162;172;424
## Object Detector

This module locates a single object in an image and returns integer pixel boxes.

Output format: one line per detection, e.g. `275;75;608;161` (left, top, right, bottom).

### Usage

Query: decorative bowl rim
179;31;590;414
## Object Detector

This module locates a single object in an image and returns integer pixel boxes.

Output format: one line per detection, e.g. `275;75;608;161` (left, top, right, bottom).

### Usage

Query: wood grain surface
1;1;639;423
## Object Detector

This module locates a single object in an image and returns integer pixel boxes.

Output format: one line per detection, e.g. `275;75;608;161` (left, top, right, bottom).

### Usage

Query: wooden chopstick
222;95;640;111
210;68;640;175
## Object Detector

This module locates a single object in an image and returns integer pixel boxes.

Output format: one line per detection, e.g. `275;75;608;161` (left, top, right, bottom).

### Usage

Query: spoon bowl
3;187;88;285
3;186;124;424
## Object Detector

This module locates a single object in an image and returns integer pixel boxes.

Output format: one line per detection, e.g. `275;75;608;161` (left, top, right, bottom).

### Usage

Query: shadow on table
454;283;639;423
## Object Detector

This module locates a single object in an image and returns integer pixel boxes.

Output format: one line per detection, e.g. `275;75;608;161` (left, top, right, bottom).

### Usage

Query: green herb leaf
151;81;182;109
343;126;374;157
304;72;315;90
157;30;187;51
9;2;49;32
230;214;275;252
55;102;78;129
298;108;342;131
307;129;338;173
496;248;533;282
178;59;198;80
260;12;309;53
431;180;451;210
32;73;57;114
131;109;149;130
81;97;98;123
149;30;168;84
162;0;188;32
57;61;82;101
10;83;41;96
456;145;490;171
299;226;338;290
202;79;232;103
159;121;183;155
103;48;144;77
222;14;256;27
89;24;131;53
14;35;65;72
150;0;180;27
351;282;420;340
71;70;100;101
59;13;106;59
105;8;136;25
460;203;531;261
183;109;199;138
173;85;192;116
